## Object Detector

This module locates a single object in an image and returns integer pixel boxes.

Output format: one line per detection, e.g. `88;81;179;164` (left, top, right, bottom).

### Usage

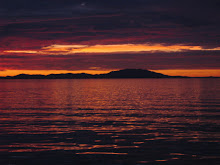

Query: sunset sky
0;0;220;77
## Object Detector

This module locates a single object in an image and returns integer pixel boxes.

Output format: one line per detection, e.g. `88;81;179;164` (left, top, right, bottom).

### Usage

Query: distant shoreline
0;69;219;79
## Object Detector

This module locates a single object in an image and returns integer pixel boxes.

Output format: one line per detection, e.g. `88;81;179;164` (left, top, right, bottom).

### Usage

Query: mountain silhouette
101;69;170;78
0;69;187;79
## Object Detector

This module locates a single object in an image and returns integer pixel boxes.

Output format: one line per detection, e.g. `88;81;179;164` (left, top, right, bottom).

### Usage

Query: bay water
0;79;219;164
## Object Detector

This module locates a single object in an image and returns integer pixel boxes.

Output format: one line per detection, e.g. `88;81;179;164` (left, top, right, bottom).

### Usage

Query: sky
0;0;220;77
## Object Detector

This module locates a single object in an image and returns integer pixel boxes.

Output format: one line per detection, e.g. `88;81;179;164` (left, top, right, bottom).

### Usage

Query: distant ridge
100;69;170;78
0;69;187;79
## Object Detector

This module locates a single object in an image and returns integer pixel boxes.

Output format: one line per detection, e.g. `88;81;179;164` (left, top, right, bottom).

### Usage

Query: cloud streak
4;44;220;55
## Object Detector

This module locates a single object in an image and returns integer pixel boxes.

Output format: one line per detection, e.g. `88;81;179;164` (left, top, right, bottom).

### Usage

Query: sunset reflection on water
0;79;220;164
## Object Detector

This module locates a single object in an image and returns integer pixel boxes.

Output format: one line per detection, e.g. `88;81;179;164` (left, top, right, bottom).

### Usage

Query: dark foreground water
0;79;220;165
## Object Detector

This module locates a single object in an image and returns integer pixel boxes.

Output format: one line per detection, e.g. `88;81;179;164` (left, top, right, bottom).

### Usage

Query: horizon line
1;69;220;78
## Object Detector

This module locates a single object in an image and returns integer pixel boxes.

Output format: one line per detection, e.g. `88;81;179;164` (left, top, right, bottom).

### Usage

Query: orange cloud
3;44;220;55
42;44;220;54
3;50;38;54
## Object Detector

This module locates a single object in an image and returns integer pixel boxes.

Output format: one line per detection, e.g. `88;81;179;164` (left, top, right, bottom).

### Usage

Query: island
0;69;195;79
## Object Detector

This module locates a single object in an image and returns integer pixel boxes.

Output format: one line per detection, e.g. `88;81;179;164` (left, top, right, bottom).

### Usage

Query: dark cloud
0;0;220;72
1;50;219;71
0;55;28;59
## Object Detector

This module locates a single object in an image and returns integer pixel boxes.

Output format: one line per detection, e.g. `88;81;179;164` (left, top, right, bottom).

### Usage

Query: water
0;79;219;164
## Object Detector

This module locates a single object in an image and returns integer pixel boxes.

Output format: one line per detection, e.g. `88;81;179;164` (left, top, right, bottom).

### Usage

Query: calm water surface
0;79;220;164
